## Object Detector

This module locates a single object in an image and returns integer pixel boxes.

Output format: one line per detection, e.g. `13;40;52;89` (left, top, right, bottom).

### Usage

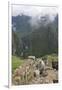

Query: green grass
42;53;58;62
47;54;58;62
12;56;24;73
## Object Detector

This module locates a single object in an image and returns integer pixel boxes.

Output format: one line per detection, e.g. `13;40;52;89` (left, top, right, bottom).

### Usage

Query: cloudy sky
11;4;58;18
11;4;58;28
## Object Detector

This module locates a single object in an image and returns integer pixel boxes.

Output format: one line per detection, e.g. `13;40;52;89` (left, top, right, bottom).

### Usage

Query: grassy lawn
12;56;24;73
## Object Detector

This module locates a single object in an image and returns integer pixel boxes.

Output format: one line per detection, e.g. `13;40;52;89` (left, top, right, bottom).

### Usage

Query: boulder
36;59;45;74
34;70;40;77
28;56;36;60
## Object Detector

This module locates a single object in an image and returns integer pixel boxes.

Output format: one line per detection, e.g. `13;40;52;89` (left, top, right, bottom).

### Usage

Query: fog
12;4;58;28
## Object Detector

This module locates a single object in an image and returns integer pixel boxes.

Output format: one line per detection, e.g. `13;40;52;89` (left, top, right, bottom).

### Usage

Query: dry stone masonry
12;56;58;85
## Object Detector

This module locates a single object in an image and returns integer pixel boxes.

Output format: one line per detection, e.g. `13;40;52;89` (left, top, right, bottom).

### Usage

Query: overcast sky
11;4;58;28
11;4;58;18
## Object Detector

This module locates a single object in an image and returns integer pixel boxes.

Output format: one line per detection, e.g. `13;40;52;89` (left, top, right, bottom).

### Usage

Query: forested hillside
12;14;58;58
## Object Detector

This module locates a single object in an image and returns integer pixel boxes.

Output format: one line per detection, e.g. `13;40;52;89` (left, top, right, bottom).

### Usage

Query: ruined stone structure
12;59;35;85
12;58;58;85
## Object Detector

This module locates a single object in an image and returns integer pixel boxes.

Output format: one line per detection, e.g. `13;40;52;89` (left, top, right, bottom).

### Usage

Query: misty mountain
12;14;58;57
12;15;32;39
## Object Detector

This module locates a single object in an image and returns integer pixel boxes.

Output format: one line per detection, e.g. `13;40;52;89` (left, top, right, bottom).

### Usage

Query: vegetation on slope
12;56;24;73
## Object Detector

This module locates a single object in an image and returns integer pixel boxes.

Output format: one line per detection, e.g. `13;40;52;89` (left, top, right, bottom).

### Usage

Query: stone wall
12;59;35;85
